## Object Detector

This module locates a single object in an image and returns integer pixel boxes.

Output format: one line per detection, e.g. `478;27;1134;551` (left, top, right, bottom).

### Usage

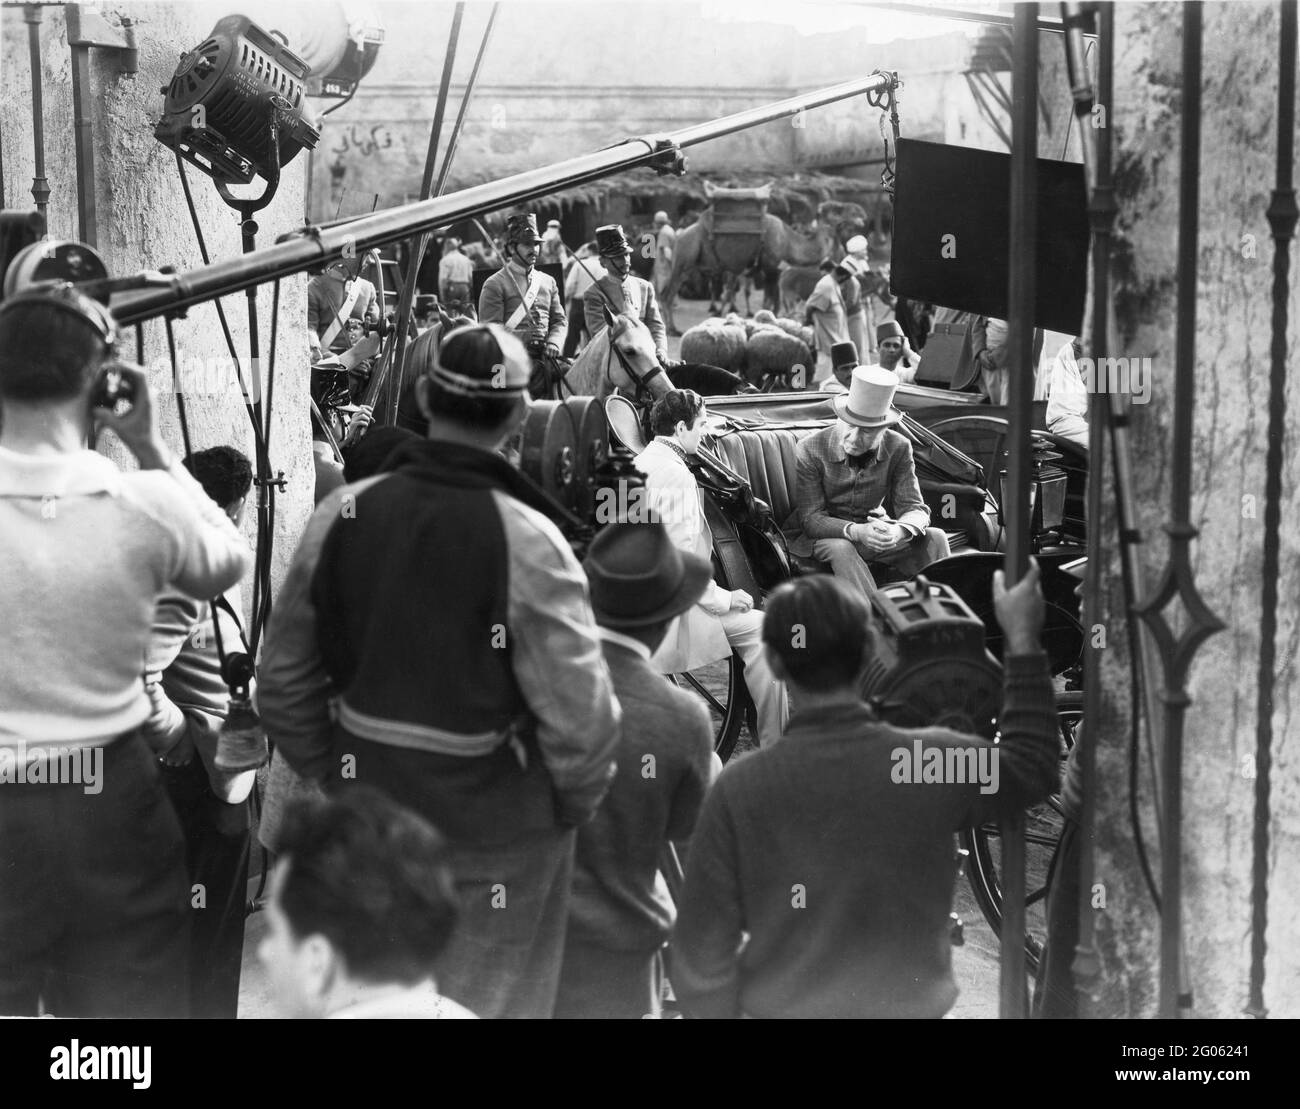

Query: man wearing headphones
0;281;251;1018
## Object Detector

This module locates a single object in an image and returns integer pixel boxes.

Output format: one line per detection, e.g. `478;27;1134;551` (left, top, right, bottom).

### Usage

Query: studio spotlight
154;15;321;195
295;2;385;100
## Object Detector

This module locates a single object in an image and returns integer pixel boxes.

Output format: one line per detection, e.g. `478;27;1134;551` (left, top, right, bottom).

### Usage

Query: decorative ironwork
1247;0;1297;1021
23;4;49;218
1133;1;1226;1020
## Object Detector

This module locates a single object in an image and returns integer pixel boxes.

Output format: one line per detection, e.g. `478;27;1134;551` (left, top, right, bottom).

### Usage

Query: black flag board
890;138;1088;335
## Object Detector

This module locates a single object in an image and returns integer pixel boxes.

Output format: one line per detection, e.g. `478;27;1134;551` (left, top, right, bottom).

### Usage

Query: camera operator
0;287;251;1018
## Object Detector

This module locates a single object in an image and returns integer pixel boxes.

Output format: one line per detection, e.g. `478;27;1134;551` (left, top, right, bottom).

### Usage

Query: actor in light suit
633;390;789;746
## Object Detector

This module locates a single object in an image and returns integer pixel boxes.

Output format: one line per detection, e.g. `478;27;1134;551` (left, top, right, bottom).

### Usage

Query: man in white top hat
794;366;950;595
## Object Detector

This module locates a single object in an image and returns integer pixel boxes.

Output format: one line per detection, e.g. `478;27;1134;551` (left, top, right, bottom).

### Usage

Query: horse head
603;309;672;401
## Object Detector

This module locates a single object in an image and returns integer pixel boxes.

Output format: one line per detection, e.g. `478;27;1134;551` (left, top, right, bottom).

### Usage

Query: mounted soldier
583;224;669;365
478;212;568;397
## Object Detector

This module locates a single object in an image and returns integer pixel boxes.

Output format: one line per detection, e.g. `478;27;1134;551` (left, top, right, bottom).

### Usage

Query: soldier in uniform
583;224;669;365
477;213;568;397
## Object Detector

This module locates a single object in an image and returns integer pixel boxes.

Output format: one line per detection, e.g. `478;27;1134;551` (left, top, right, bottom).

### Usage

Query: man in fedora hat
634;390;790;747
478;212;568;395
794;366;950;595
820;340;861;395
583;224;669;364
260;322;619;1019
553;522;718;1019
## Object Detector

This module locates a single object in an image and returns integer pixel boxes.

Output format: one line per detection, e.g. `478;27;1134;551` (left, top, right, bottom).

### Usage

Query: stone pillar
0;0;315;598
1089;0;1300;1017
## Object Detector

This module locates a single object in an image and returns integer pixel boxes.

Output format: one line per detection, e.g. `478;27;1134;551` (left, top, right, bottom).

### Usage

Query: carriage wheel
925;415;1009;490
671;656;753;763
960;690;1082;973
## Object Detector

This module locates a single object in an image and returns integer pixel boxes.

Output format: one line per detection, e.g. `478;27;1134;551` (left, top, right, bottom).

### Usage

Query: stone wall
1;0;313;602
1092;0;1300;1017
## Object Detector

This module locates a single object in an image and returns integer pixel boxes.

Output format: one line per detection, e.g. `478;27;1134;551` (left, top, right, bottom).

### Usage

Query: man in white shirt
634;390;790;747
0;286;250;1017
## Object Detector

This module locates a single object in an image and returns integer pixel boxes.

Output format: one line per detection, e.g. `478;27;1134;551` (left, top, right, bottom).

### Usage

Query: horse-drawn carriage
514;375;1087;967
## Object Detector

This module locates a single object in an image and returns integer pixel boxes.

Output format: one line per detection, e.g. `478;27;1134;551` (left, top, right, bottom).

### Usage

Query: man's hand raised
992;559;1045;655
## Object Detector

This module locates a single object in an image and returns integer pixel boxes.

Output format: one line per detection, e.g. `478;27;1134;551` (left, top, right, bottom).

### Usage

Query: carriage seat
708;427;990;573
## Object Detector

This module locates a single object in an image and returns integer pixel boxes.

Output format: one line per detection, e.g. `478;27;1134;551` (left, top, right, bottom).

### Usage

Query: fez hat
830;341;859;375
833;365;903;428
505;213;543;244
876;321;906;344
583;521;712;628
595;224;633;258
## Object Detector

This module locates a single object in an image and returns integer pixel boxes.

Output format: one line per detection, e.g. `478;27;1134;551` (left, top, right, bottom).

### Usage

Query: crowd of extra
0;205;1080;1021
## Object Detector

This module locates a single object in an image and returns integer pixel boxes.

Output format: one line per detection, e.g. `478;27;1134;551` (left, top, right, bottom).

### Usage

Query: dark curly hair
183;445;253;510
648;389;705;437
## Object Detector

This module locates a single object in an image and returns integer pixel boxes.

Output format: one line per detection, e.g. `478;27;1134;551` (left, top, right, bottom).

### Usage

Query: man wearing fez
820;341;861;395
794;366;950;595
873;321;920;383
583;224;670;365
260;323;619;1019
478;213;567;394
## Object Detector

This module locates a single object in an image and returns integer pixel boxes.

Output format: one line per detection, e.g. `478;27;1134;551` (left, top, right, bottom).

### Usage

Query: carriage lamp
860;576;1003;739
996;440;1068;539
154;15;321;189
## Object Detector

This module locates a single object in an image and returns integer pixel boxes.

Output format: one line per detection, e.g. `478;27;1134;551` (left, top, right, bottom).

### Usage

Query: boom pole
107;71;899;326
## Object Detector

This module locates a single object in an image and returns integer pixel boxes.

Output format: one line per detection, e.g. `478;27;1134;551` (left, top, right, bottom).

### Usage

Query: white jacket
634;440;732;673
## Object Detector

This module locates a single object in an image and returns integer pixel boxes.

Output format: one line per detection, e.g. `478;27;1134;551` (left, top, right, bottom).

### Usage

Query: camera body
91;362;136;412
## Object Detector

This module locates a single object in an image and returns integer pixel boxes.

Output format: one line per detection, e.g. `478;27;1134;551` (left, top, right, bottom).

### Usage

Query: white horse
565;311;673;404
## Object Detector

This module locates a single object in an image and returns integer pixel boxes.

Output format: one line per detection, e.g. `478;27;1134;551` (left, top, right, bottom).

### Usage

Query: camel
661;194;868;334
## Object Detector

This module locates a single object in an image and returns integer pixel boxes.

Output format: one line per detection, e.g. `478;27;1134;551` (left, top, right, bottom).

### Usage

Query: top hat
505;213;543;244
595;224;633;258
833;365;903;428
583;521;712;628
830;341;859;375
876;321;906;344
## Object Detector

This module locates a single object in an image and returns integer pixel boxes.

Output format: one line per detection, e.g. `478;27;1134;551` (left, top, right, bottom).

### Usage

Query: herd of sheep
679;309;817;391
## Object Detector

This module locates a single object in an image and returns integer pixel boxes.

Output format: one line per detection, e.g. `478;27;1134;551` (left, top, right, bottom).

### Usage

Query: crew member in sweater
477;213;567;396
672;567;1058;1018
583;224;669;363
634;390;789;747
259;322;620;1019
0;288;251;1018
554;522;717;1019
